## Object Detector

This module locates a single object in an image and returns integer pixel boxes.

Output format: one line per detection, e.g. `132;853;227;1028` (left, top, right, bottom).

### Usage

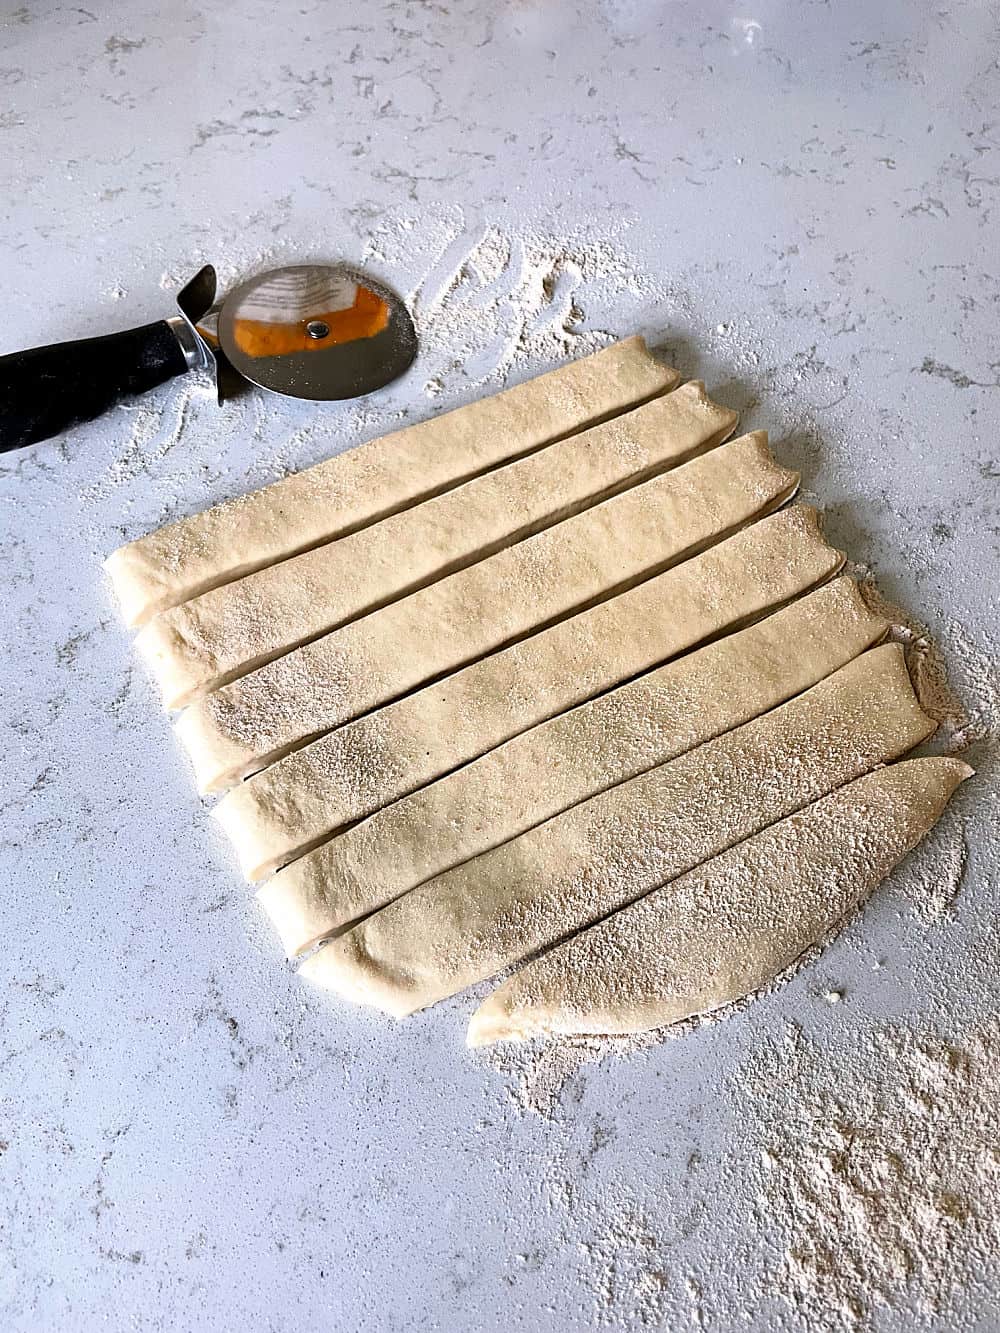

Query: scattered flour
741;1017;1000;1330
577;1204;669;1328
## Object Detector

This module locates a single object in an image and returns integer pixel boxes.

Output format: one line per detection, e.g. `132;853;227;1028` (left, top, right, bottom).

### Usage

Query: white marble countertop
2;2;998;1329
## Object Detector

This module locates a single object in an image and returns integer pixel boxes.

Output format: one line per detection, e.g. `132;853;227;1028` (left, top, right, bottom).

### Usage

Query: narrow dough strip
105;336;678;626
136;383;738;709
299;645;935;1018
177;432;799;791
467;758;973;1046
257;577;886;952
220;505;846;878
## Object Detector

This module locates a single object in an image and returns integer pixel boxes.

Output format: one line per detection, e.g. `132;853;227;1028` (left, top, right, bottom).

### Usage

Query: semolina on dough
135;382;738;709
177;431;799;791
299;645;935;1017
467;758;973;1045
258;577;887;955
222;503;845;880
105;336;679;626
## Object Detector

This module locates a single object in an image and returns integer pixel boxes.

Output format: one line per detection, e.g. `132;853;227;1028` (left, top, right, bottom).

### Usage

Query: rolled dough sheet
177;432;799;791
222;504;845;879
467;757;973;1045
258;577;887;954
136;382;738;709
105;336;678;627
299;644;935;1017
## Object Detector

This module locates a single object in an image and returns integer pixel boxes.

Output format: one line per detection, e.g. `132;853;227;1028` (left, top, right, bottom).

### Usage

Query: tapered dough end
298;934;419;1019
467;756;974;1048
174;703;249;795
785;502;839;551
104;544;165;629
827;574;891;645
467;998;542;1048
622;335;682;391
738;430;801;508
680;379;740;440
135;612;209;712
215;785;285;882
257;870;341;958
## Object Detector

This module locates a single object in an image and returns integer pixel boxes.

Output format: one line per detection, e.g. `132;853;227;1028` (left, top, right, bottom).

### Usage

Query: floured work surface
107;336;975;1051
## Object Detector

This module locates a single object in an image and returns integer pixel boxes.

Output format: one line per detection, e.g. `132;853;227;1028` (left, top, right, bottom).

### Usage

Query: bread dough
467;758;972;1045
222;504;845;881
177;432;798;791
135;383;738;708
298;645;935;1017
258;577;887;954
105;337;678;626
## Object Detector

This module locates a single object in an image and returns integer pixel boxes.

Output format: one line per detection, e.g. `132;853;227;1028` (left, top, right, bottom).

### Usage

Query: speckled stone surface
1;2;998;1329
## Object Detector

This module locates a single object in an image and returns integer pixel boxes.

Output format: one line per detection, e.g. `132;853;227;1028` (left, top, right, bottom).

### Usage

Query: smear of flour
362;205;683;403
486;1032;658;1119
898;817;970;923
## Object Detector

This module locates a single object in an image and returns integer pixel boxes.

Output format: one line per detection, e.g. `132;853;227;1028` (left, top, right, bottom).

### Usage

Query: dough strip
468;758;972;1045
177;431;798;791
220;505;844;881
137;382;737;708
257;576;886;953
299;645;935;1017
106;336;678;626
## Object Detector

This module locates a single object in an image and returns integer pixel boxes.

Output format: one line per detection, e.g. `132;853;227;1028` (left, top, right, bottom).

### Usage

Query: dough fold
258;577;886;954
299;644;935;1017
105;336;678;626
177;431;798;791
467;758;973;1045
136;382;737;708
223;503;845;882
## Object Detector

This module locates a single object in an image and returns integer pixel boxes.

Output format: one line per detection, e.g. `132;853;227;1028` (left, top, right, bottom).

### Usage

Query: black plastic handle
0;320;190;453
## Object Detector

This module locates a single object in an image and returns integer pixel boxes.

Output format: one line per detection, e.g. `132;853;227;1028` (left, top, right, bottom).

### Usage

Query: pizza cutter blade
209;264;417;403
0;263;418;453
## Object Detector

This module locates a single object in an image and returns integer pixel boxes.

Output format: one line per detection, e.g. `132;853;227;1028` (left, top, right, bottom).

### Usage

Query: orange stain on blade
231;285;390;358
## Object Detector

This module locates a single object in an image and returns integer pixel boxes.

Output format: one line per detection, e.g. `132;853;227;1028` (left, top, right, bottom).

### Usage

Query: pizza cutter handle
0;320;191;453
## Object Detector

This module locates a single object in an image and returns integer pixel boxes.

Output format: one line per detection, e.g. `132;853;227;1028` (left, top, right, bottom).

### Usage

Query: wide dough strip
177;432;799;791
467;758;973;1046
136;383;738;709
299;645;935;1018
258;577;887;953
218;504;845;876
105;336;678;627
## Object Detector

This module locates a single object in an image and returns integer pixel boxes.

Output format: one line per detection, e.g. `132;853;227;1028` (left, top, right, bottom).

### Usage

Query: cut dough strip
105;336;678;626
467;758;973;1046
299;645;935;1018
220;504;846;878
257;577;887;952
136;382;738;709
177;432;799;791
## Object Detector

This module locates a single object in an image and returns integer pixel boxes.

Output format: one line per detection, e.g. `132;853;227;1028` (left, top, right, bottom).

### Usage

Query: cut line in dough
105;336;679;626
257;577;887;955
135;382;738;709
467;757;973;1045
177;431;799;791
219;504;846;878
299;644;935;1018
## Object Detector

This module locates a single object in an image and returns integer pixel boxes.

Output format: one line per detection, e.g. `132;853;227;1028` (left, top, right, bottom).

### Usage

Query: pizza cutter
0;263;418;453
